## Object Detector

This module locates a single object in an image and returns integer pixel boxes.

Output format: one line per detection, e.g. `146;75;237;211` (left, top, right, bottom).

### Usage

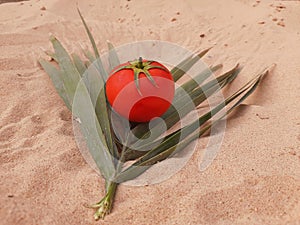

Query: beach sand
0;0;300;224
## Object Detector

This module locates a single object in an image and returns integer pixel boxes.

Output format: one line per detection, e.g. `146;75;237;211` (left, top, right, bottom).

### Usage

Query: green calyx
114;57;168;95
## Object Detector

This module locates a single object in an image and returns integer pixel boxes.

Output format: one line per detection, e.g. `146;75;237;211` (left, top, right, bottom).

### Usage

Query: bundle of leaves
39;10;271;220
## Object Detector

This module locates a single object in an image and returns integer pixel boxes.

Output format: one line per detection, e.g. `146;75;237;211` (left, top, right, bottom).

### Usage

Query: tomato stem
113;58;168;94
138;57;143;69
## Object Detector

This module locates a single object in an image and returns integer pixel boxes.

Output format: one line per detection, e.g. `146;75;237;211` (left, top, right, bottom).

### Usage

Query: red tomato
105;58;175;122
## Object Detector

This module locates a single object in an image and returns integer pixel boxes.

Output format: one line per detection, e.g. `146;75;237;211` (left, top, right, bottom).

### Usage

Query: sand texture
0;0;300;224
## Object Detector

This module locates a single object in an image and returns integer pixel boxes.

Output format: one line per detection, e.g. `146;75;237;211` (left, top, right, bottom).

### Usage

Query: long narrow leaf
77;9;100;59
130;65;239;146
83;49;96;63
177;64;223;95
107;41;120;71
41;36;117;179
165;64;240;117
72;53;87;76
39;59;71;110
138;68;268;163
50;36;81;104
130;64;223;140
178;64;238;101
171;47;211;82
78;10;118;162
73;79;116;179
115;68;269;182
78;9;108;80
82;58;119;163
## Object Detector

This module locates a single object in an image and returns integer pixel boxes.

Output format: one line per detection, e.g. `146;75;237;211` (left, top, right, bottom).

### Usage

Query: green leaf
115;67;269;182
167;64;225;116
39;59;71;110
171;47;211;82
77;9;100;59
73;78;116;179
107;41;120;72
83;49;96;63
40;36;118;177
78;9;119;162
78;8;108;80
187;64;240;107
149;68;268;162
80;53;119;164
72;53;87;76
50;36;81;102
177;64;222;96
130;65;239;148
129;64;221;141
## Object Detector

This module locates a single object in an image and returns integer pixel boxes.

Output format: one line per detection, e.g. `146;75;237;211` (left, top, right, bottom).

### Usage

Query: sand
0;0;300;224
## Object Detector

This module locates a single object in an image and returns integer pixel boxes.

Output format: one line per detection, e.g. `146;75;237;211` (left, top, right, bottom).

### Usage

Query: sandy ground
1;0;300;224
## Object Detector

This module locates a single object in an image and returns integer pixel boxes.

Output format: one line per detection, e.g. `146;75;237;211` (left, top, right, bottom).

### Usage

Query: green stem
93;181;118;220
138;57;143;69
92;132;130;220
